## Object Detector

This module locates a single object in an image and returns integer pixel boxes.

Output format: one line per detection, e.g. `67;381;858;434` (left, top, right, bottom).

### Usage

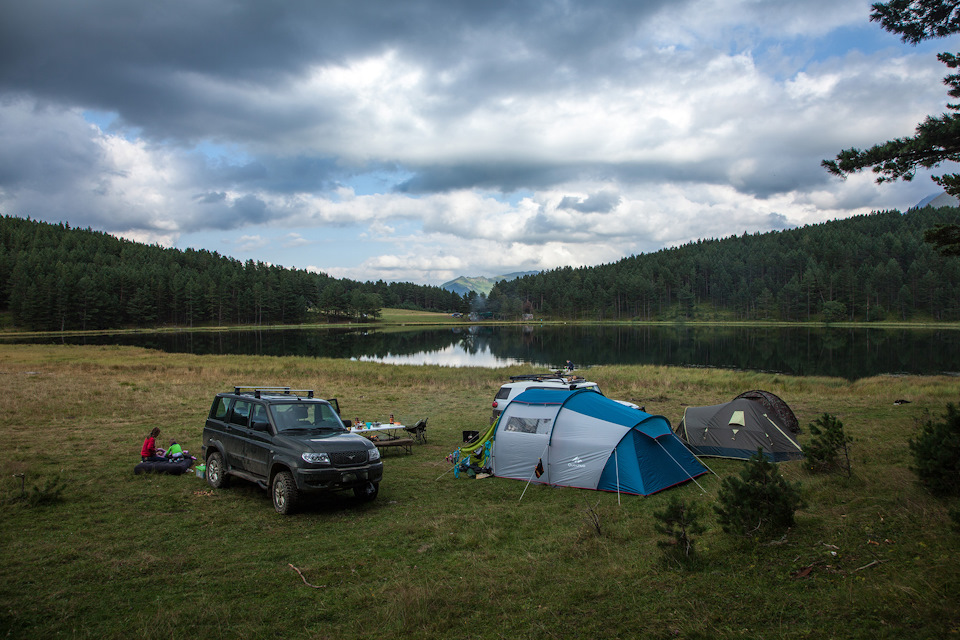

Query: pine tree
824;1;960;198
715;449;804;539
909;403;960;496
803;413;854;476
653;496;706;563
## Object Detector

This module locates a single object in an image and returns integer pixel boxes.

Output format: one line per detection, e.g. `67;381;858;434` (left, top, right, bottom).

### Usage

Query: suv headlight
302;452;331;465
368;447;381;462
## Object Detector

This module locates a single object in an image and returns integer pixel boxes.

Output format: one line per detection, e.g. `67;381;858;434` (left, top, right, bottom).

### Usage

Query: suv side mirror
251;419;270;432
342;419;352;429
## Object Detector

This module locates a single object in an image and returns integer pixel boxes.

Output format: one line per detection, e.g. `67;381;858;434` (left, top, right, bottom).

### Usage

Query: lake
5;324;959;379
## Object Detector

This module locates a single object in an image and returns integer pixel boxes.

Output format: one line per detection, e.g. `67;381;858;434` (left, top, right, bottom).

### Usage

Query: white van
490;374;638;424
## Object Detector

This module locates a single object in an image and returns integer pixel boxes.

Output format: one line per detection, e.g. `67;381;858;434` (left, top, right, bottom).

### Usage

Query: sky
1;0;957;286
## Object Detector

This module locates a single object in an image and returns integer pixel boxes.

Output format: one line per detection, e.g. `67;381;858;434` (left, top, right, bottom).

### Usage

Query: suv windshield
270;402;346;432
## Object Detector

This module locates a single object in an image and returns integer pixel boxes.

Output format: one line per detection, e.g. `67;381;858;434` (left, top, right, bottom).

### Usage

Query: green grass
0;344;958;639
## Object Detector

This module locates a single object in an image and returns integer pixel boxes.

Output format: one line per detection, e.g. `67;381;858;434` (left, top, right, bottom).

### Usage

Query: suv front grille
330;450;369;466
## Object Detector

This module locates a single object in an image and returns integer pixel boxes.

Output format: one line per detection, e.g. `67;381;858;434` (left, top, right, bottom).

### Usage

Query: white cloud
0;0;952;285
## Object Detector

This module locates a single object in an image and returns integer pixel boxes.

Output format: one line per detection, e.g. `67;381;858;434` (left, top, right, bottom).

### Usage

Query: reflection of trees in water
11;325;959;378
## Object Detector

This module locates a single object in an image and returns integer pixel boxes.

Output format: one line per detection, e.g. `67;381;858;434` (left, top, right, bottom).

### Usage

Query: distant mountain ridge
440;271;538;296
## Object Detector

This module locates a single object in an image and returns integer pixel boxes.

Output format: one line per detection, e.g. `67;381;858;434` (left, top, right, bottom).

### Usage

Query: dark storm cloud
0;0;680;144
395;162;585;193
558;191;621;213
231;194;269;222
395;154;832;200
194;192;227;204
200;155;341;193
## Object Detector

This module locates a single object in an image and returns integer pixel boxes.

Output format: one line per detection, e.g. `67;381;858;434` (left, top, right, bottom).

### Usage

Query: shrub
2;474;66;507
803;413;853;476
715;448;804;539
909;403;960;497
653;496;706;565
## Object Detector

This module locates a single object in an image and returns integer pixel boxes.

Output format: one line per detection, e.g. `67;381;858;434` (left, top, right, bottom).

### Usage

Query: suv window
495;387;512;400
252;404;269;426
212;397;229;420
270;402;344;432
230;400;252;427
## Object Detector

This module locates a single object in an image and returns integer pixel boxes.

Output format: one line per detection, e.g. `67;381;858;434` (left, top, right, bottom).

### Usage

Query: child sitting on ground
141;428;164;462
165;439;187;460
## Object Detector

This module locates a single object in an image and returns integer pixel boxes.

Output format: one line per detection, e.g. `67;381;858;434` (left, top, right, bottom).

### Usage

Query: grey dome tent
733;389;801;434
490;388;708;496
675;394;803;462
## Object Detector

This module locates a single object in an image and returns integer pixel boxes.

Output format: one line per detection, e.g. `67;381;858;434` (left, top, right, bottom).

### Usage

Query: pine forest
1;206;959;331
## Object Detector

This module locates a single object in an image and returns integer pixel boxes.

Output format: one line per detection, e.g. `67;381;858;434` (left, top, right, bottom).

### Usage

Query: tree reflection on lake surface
7;324;959;379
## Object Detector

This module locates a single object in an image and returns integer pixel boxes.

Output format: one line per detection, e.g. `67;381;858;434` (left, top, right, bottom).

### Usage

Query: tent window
504;417;553;434
729;410;745;427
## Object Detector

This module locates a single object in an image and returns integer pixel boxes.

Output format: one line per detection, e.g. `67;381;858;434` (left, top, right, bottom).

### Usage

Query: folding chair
405;418;428;444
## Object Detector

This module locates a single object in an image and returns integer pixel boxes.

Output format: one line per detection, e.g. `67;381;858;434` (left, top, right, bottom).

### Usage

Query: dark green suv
201;386;383;514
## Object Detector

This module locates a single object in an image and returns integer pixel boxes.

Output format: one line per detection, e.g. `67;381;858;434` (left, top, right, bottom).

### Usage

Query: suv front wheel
272;471;300;514
206;452;229;489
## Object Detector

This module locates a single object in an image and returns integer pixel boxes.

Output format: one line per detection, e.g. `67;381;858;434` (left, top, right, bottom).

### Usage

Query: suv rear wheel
272;471;300;514
206;452;229;489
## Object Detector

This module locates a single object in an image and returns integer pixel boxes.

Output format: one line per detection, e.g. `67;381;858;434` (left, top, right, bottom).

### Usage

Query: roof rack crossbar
233;386;314;398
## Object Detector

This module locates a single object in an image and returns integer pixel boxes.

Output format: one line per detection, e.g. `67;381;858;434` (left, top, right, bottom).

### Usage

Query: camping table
350;423;413;453
350;422;406;439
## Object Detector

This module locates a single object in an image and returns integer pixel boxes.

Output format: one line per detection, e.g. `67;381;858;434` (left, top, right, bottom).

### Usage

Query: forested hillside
3;207;959;331
0;216;463;330
487;207;960;322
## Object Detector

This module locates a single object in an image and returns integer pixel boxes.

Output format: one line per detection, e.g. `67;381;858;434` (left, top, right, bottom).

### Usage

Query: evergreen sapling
803;413;853;476
714;448;804;539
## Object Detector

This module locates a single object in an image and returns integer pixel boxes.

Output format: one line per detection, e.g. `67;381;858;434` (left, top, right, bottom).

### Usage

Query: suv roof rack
233;386;315;399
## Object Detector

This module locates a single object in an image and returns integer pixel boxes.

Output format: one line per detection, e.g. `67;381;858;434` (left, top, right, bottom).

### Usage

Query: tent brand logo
568;456;586;469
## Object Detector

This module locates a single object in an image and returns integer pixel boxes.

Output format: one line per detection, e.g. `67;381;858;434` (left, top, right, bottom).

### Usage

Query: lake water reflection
8;324;959;379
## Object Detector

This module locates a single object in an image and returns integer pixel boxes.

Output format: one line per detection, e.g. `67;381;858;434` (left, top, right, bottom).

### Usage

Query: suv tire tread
272;471;300;515
206;451;229;489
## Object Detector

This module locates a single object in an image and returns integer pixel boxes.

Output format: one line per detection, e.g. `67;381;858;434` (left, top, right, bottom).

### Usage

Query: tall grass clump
1;473;66;507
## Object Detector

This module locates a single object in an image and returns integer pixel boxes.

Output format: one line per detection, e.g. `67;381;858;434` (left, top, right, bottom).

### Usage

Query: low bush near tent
653;496;706;566
803;413;853;476
714;448;804;539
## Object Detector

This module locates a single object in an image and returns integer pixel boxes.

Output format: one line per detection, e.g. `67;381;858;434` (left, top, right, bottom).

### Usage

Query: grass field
1;344;958;639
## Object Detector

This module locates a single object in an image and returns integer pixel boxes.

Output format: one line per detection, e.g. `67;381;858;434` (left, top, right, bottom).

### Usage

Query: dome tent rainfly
490;388;708;496
733;389;801;434
674;393;803;462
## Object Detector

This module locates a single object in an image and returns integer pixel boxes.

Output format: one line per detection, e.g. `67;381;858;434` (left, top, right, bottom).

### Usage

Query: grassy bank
1;344;958;639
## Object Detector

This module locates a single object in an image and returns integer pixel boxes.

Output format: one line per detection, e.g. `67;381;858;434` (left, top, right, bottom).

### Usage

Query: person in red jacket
140;427;163;462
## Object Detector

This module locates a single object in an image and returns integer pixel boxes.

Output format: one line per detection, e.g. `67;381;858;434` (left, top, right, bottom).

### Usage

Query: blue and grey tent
490;388;708;496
